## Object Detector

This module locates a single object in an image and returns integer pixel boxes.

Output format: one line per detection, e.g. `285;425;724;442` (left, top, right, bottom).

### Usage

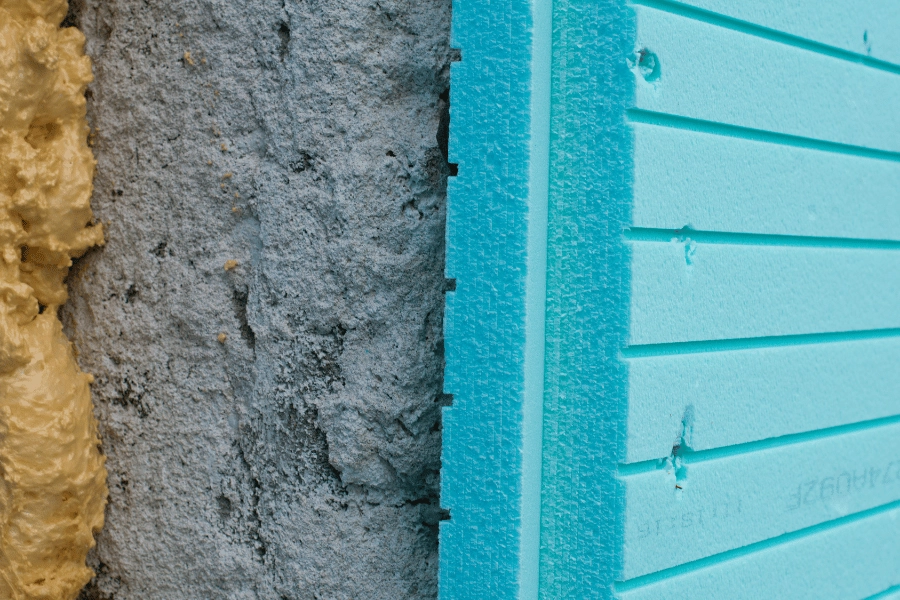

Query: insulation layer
442;0;900;598
0;1;107;598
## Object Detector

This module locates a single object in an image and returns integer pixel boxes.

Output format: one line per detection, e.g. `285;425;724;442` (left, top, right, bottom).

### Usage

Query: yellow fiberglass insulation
0;0;107;598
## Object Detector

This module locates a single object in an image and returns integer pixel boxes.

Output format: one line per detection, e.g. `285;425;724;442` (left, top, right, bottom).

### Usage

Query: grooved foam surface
441;1;900;598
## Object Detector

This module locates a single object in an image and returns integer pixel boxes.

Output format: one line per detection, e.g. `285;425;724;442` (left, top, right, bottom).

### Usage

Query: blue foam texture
440;1;900;598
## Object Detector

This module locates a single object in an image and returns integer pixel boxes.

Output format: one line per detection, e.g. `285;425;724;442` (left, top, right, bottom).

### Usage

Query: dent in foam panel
441;0;900;598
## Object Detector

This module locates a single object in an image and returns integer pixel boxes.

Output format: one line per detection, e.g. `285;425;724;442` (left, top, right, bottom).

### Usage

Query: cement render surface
60;1;452;597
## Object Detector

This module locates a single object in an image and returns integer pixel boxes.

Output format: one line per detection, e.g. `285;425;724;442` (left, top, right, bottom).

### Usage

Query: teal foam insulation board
440;1;900;598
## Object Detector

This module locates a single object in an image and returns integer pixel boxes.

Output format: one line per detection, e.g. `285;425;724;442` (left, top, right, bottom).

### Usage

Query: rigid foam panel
440;1;900;598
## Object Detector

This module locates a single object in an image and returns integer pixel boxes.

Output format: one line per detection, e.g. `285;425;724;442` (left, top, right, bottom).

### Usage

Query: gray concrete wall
61;1;451;597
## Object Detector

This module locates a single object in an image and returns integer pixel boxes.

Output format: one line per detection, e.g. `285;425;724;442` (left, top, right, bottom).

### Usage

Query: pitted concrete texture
60;1;452;598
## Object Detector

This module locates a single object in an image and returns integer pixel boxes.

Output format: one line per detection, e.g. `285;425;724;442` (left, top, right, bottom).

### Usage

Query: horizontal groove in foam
619;420;900;577
621;414;900;475
868;585;900;600
636;0;900;68
617;502;900;599
633;5;900;154
623;335;900;463
623;328;900;358
628;242;900;345
631;122;900;240
626;228;900;250
629;109;900;161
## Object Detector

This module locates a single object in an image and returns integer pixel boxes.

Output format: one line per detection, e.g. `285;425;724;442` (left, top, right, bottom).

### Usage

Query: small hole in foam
636;48;661;82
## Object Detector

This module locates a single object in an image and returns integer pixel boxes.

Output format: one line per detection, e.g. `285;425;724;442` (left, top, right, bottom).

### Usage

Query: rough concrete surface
59;1;452;597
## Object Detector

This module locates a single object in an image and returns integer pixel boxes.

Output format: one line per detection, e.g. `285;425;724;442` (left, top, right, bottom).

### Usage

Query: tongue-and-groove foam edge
439;0;553;597
439;2;533;598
